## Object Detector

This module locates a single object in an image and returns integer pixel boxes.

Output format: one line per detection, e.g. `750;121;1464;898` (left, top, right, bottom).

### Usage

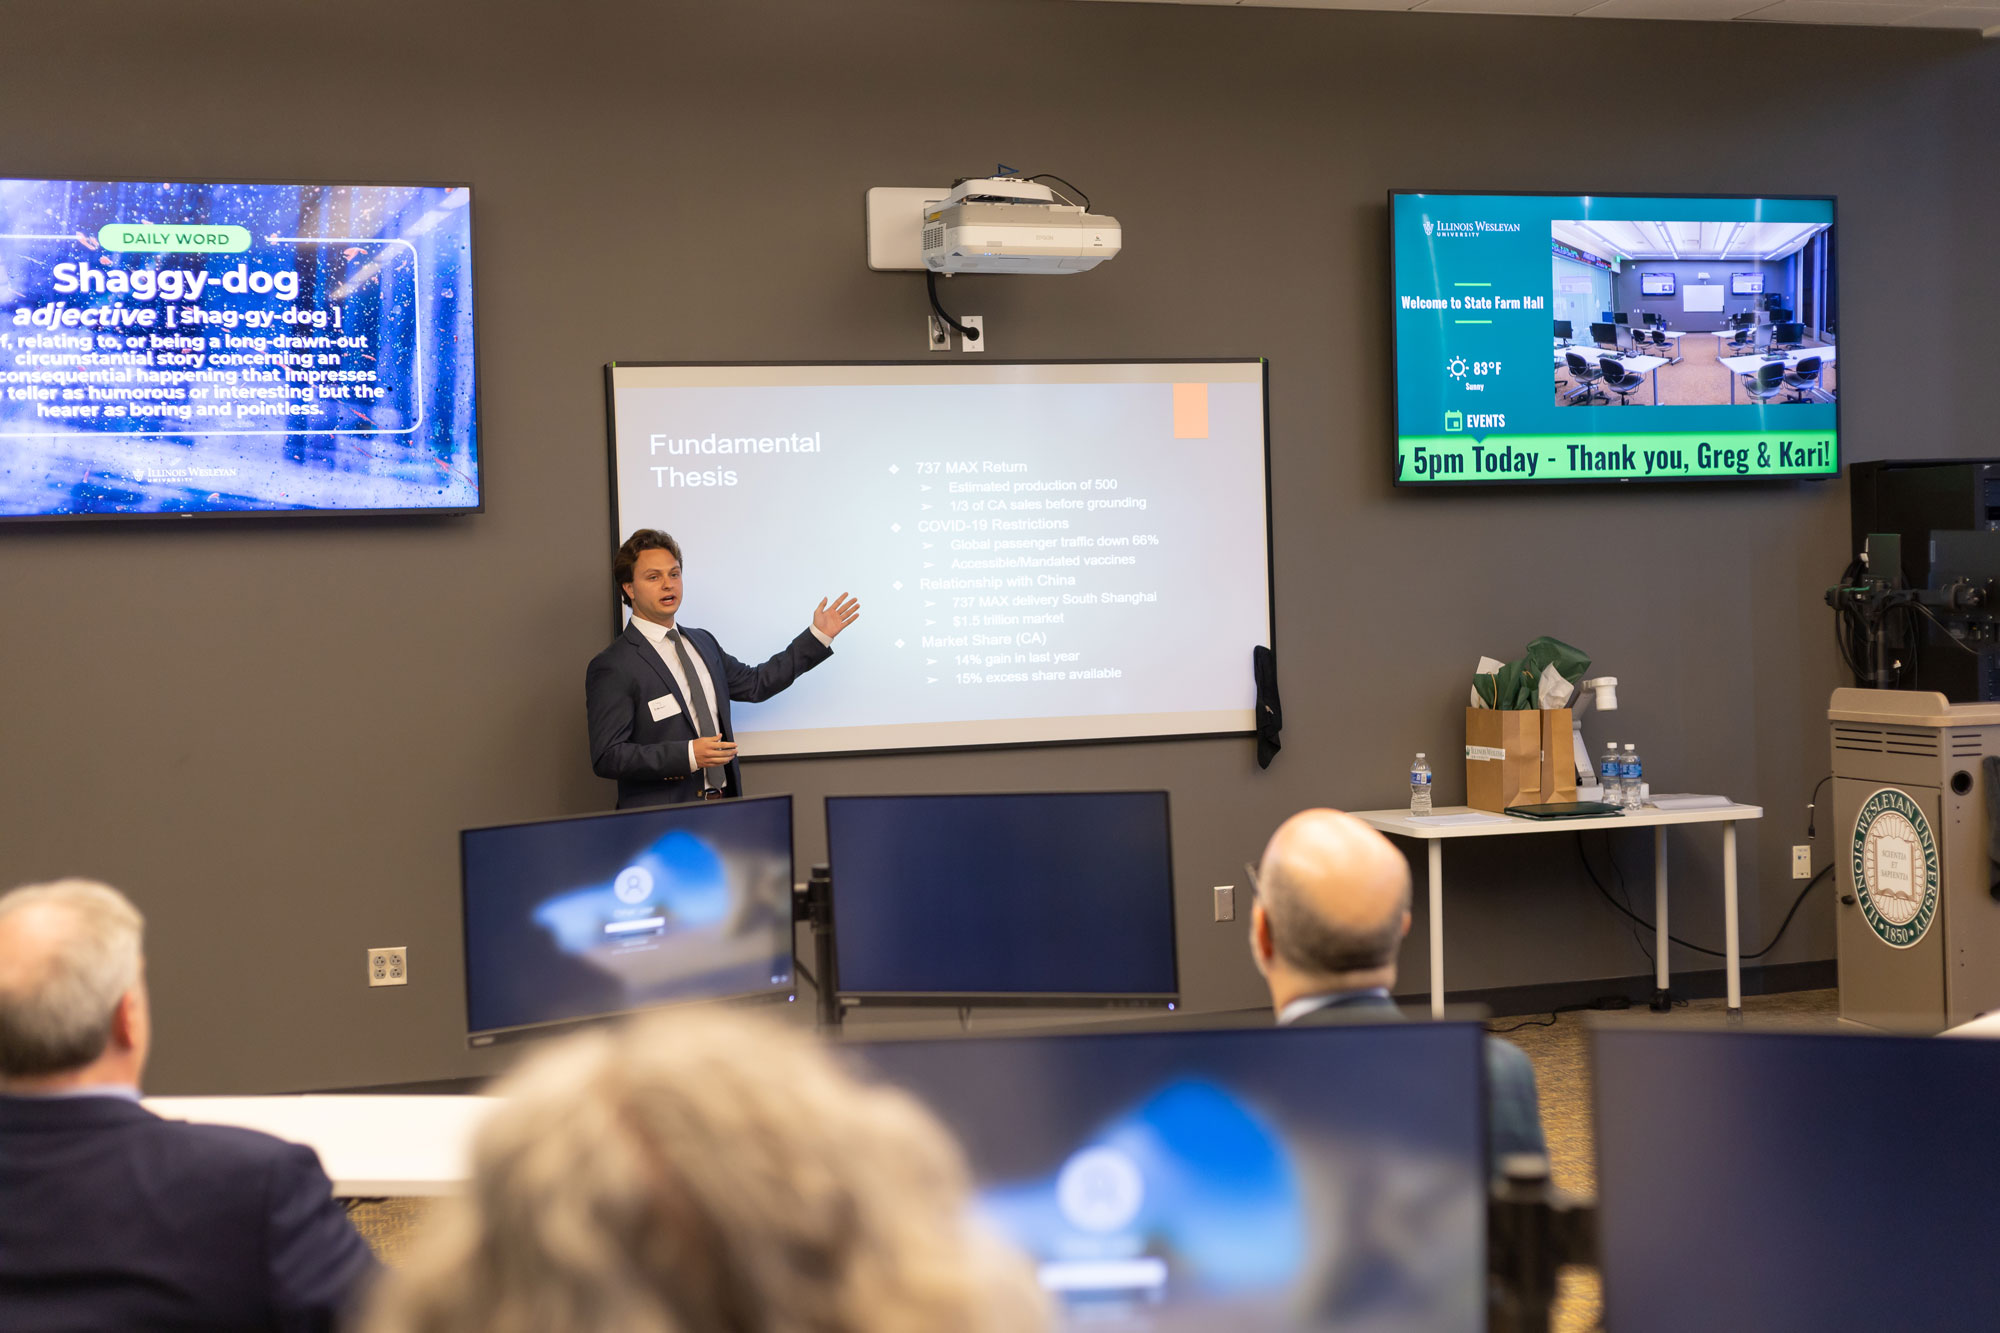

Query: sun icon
1447;356;1470;380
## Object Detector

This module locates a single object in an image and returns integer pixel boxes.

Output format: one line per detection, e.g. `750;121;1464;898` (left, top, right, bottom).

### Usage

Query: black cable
1023;173;1090;210
1806;774;1832;839
1488;1003;1595;1035
1576;831;1832;960
1911;599;1982;656
1580;830;1654;968
925;269;979;343
1741;866;1833;961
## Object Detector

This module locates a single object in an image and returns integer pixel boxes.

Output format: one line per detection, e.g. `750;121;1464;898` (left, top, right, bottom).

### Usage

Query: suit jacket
0;1094;378;1333
1287;992;1549;1169
586;621;832;808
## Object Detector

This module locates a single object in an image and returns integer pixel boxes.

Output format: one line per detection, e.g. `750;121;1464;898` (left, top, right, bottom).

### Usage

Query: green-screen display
1391;192;1838;485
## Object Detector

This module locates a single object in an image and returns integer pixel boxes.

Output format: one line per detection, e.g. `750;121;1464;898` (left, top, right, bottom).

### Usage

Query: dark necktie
665;628;723;791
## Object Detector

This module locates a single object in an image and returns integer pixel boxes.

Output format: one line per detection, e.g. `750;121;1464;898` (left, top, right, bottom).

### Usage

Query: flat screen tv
1640;270;1676;296
1594;1027;2000;1332
0;177;477;519
1730;271;1766;295
1392;191;1836;485
852;1022;1488;1331
825;790;1178;1005
461;795;795;1044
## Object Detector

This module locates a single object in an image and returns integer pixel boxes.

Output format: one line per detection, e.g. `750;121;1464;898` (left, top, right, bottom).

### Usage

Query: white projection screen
605;361;1274;758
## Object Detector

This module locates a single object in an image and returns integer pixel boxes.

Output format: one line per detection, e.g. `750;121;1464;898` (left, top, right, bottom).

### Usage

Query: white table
1350;803;1763;1018
1722;345;1838;403
1555;347;1670;405
142;1094;498;1196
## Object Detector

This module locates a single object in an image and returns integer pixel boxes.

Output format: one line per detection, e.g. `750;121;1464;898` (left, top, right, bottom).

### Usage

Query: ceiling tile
1740;0;1940;18
1413;0;1602;14
1242;0;1428;9
1575;0;1768;18
1886;4;2000;22
1075;0;2000;23
1078;1;1422;6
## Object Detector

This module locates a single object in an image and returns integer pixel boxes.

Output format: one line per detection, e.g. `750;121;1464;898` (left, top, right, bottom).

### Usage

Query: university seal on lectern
1851;787;1940;950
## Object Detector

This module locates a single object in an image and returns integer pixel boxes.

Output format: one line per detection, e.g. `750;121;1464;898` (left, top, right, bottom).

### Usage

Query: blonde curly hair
364;1009;1045;1333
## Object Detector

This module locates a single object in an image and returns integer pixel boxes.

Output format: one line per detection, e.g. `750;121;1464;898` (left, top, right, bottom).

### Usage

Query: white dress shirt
1277;987;1393;1026
629;616;831;776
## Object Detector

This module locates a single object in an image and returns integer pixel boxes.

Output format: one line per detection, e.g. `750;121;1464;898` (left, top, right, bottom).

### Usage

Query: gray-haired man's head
1251;810;1413;1008
0;879;148;1082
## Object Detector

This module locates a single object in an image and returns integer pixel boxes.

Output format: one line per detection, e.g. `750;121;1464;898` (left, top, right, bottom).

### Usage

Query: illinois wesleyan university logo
1850;788;1939;949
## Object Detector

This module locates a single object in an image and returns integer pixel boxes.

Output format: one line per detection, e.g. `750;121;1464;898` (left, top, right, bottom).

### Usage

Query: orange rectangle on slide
1172;382;1209;439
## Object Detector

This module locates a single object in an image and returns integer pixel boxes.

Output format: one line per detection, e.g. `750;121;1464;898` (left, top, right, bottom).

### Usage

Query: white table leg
1654;826;1670;1001
1429;839;1444;1019
1723;821;1742;1012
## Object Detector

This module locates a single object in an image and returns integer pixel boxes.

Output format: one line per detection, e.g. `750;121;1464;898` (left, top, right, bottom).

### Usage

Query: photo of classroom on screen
1549;218;1835;409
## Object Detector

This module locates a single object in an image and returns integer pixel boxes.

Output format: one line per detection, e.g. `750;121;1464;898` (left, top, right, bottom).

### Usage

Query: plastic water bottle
1410;753;1433;816
1620;743;1643;810
1599;743;1622;806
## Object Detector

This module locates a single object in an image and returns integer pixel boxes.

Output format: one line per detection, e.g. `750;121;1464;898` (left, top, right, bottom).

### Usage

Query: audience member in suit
0;879;378;1332
1248;809;1549;1168
363;1008;1044;1333
586;528;860;808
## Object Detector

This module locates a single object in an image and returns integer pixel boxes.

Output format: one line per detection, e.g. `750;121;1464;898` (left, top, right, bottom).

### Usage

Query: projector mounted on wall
866;177;1121;275
923;177;1121;275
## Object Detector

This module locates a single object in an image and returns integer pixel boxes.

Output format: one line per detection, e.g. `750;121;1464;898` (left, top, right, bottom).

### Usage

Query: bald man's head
1255;810;1412;988
0;880;146;1080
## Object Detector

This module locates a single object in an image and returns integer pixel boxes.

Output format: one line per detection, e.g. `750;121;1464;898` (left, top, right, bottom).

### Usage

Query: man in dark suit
586;528;859;809
1248;810;1548;1169
0;879;377;1332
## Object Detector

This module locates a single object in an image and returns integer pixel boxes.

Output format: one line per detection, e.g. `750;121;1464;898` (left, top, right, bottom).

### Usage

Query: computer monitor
460;795;796;1044
1590;321;1618;349
1642;312;1662;327
854;1022;1489;1332
1769;309;1794;325
1613;311;1629;325
1554;319;1572;342
1775;321;1805;346
1753;323;1774;352
1593;1027;2000;1333
1600;310;1615;323
825;791;1178;1004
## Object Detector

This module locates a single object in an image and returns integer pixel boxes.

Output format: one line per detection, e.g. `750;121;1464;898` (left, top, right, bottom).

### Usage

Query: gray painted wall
1613;259;1789;331
0;0;1993;1094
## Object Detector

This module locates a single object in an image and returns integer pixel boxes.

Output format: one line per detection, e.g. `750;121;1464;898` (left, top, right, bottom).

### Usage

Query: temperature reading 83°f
1473;361;1502;376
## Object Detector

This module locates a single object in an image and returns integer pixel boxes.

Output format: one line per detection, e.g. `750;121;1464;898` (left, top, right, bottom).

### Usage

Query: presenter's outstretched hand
814;593;861;640
692;736;738;769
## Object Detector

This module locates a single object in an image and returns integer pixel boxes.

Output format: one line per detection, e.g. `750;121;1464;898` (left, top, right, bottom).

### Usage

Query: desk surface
1721;345;1838;373
143;1094;497;1196
1352;802;1763;840
1556;330;1683;344
1555;348;1669;373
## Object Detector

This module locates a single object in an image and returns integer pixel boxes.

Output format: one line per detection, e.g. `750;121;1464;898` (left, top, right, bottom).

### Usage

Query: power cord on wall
1576;833;1830;961
925;269;980;343
1490;788;1834;1035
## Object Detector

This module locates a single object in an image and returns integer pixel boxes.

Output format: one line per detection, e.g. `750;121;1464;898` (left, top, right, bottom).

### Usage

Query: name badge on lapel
647;695;683;723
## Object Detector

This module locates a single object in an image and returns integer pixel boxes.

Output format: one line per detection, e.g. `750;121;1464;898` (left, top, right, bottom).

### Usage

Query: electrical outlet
1792;845;1812;879
926;315;950;351
1214;885;1236;922
959;314;984;352
368;947;408;987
